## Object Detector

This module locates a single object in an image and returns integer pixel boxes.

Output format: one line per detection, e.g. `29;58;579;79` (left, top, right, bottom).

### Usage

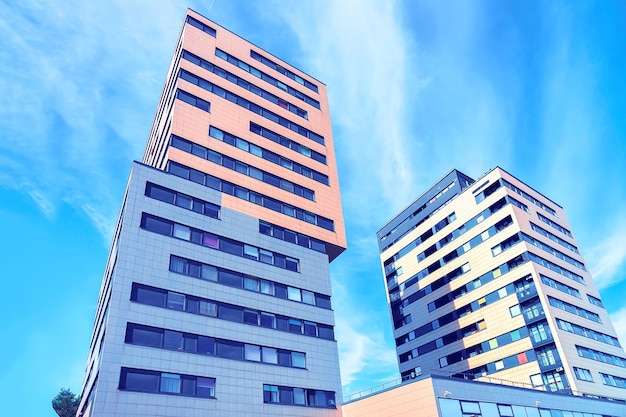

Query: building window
263;385;335;408
119;367;215;399
574;367;594;382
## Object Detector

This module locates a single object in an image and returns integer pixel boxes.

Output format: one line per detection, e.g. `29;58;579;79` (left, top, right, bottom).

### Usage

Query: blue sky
1;1;626;415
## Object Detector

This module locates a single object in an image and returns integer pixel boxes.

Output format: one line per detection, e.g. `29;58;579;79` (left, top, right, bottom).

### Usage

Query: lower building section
77;162;343;417
342;374;626;417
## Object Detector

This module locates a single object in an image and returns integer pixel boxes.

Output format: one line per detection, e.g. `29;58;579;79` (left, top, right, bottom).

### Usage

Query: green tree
52;388;80;417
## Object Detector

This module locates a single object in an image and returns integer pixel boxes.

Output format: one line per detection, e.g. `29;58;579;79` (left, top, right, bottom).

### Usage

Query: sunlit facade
377;167;626;400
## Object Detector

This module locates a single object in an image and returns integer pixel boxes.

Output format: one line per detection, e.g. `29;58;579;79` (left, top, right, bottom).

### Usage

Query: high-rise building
77;9;345;417
377;167;626;400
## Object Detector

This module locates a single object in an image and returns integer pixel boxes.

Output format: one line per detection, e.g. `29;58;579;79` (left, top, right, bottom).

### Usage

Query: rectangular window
218;304;243;322
120;369;159;392
287;286;302;302
163;330;183;350
196;377;215;398
244;344;261;361
260;312;276;329
167;292;185;311
216;339;244;360
160;373;181;394
262;347;278;364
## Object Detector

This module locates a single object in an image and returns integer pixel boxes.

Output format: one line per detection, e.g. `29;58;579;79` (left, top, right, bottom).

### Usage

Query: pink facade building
77;9;346;417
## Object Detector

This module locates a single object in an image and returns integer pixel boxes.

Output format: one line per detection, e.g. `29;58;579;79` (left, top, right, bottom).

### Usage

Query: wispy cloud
0;0;181;241
331;278;399;393
273;0;423;227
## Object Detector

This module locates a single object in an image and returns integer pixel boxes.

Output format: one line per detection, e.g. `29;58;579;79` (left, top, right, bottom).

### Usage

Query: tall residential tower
78;9;345;417
377;167;626;400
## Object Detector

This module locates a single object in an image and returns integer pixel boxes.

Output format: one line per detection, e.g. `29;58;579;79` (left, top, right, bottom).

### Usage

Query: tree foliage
52;388;80;417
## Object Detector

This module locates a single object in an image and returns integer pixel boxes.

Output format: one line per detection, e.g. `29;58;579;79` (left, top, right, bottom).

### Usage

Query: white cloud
586;211;626;290
273;0;424;226
0;0;181;241
330;272;398;395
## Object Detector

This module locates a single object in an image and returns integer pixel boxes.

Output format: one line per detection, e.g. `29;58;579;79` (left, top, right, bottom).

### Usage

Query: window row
119;367;215;398
250;50;319;93
125;322;306;368
520;300;546;322
263;384;335;408
424;214;513;266
536;344;561;368
522;233;585;270
527;321;553;344
556;318;620;347
576;345;626;368
215;48;320;109
548;296;601;323
491;232;522;257
389;259;470;307
396;277;520;347
540;274;580;299
170;134;316;201
394;252;525;318
209;126;329;185
527;252;584;284
502;179;557;216
387;194;509;265
508;195;529;212
250;121;326;164
167;161;334;231
131;283;335;340
259;220;326;254
141;213;299;272
388;211;457;265
439;326;529;368
178;68;324;145
176;89;210;112
439;398;610;417
145;182;220;219
529;370;569;393
169;254;332;309
185;15;216;37
474;179;503;203
380;180;457;249
600;373;626;389
530;222;578;253
399;319;487;363
468;349;536;378
424;258;531;315
537;212;572;237
182;50;309;119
